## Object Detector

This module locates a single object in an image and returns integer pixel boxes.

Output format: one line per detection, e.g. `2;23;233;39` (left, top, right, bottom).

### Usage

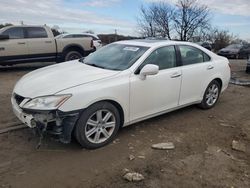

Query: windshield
80;43;149;71
226;44;243;49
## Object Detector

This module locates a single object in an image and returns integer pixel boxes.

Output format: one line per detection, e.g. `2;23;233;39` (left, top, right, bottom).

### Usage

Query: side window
203;53;211;62
179;45;210;65
26;27;48;38
140;46;177;71
2;28;25;39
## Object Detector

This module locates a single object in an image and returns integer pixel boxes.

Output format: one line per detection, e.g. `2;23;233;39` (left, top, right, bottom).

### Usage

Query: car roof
115;39;201;48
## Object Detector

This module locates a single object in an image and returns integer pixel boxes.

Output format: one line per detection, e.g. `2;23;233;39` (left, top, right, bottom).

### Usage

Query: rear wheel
74;102;120;149
198;80;221;109
64;51;83;62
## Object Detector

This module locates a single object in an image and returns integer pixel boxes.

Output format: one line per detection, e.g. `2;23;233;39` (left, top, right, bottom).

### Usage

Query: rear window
26;27;48;38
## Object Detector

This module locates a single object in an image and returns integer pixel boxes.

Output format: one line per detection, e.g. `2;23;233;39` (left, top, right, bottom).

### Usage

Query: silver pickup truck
0;25;95;65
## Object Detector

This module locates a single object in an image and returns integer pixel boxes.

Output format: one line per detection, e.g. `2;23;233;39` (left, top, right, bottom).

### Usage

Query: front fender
57;73;130;124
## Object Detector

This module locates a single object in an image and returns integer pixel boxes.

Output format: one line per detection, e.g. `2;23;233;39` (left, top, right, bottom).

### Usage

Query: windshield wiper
85;63;106;69
79;58;85;63
79;58;105;69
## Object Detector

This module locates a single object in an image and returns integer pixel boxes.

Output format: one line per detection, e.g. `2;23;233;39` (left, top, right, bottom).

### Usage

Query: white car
56;33;102;50
11;40;231;149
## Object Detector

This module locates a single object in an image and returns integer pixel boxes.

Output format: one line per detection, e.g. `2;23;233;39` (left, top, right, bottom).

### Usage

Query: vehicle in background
239;44;250;59
0;25;94;65
218;44;246;59
246;58;250;73
12;40;230;149
196;42;212;51
57;33;102;50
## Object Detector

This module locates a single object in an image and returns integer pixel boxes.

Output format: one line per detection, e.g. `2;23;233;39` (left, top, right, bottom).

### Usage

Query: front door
0;27;28;62
129;46;182;122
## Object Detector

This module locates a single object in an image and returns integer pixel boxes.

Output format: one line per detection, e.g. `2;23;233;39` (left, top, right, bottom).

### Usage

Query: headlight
22;95;71;110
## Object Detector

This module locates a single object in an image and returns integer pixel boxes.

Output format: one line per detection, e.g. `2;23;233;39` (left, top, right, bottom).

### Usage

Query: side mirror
139;64;159;80
0;34;9;40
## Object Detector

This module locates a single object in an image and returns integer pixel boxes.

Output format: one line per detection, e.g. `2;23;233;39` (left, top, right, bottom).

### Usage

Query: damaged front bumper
11;94;82;144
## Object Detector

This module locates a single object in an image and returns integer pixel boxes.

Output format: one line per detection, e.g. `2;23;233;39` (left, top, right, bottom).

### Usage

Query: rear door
0;27;28;62
177;45;215;105
25;27;56;60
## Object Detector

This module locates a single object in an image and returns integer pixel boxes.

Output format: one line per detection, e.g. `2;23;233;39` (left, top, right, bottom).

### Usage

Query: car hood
14;60;120;98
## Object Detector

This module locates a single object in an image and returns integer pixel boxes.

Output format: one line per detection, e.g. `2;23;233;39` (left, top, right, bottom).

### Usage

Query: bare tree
151;3;174;39
173;0;210;41
137;3;174;38
137;5;157;37
205;28;237;51
137;0;210;41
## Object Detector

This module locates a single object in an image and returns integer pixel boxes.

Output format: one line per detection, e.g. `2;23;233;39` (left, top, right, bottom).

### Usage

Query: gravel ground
0;60;249;188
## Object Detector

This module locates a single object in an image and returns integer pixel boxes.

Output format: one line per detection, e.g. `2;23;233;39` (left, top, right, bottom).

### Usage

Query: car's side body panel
57;71;130;125
129;67;182;121
179;62;216;105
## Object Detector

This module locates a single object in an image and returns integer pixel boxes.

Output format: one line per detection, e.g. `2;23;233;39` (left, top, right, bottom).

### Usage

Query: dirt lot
0;60;249;188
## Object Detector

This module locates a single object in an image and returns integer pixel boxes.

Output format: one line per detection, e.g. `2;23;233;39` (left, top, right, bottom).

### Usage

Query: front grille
14;93;25;105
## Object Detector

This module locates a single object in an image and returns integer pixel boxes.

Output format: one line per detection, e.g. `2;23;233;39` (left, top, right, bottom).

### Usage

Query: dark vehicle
246;58;250;73
218;44;250;59
197;42;212;51
239;44;250;59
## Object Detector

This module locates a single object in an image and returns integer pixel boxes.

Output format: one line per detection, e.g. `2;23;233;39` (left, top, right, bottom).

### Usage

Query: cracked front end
11;93;81;143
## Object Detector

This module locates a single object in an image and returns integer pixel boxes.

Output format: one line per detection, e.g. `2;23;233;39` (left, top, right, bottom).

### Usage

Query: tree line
137;0;247;51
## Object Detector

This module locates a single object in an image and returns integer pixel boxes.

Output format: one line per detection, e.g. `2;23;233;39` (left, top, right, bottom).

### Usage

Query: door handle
171;72;182;78
18;42;26;45
0;47;5;51
45;41;52;43
207;65;214;70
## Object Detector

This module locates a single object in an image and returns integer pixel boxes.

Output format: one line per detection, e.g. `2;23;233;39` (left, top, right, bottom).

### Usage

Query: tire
74;102;120;149
198;80;221;109
64;50;83;62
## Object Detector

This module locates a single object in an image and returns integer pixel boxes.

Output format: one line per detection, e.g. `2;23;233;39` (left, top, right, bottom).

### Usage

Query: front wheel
198;80;221;109
74;102;120;149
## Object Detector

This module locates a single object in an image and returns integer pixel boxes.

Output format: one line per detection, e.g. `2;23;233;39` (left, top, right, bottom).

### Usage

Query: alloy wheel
205;84;219;106
84;110;116;144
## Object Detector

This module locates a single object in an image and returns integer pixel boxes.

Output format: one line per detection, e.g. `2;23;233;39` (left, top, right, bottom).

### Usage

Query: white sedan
11;40;231;149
